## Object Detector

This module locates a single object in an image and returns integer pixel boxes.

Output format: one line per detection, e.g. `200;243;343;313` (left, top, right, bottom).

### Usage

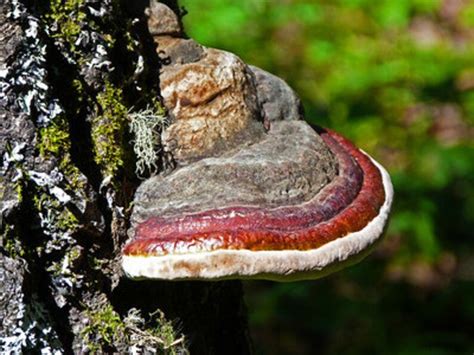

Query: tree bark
0;0;251;353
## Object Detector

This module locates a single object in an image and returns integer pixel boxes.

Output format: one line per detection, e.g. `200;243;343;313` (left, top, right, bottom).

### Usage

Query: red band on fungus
123;128;385;256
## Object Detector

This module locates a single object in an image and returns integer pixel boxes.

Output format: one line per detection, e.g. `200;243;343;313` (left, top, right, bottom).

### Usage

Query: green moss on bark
47;0;86;53
38;118;70;157
33;193;78;231
80;304;187;354
1;224;25;259
92;82;129;179
81;304;123;352
38;116;85;192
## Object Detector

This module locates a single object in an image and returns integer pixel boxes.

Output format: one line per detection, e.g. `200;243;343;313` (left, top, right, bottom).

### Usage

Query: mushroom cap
122;122;393;281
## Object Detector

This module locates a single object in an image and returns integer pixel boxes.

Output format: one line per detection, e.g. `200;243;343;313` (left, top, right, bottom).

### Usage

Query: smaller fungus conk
121;2;394;281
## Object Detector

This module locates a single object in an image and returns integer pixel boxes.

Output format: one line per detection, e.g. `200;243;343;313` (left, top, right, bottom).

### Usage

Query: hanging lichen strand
128;105;168;177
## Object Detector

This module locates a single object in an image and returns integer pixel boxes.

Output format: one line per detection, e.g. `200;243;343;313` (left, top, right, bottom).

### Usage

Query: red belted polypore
121;2;393;281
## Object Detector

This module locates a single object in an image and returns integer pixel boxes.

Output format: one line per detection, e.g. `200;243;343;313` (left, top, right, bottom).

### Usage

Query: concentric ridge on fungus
122;123;393;281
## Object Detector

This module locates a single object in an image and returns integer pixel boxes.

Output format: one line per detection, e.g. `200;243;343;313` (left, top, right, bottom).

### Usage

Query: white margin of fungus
121;154;394;281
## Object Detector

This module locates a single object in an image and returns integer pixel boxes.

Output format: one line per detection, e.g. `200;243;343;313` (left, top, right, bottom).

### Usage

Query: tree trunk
0;0;251;353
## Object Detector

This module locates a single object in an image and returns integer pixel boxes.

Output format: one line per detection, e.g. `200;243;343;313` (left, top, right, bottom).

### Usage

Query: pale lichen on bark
0;0;187;353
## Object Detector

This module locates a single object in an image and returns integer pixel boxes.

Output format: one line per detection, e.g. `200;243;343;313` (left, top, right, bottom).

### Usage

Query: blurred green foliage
182;1;474;354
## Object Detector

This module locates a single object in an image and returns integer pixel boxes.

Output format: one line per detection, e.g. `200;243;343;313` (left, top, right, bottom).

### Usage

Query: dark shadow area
112;279;252;355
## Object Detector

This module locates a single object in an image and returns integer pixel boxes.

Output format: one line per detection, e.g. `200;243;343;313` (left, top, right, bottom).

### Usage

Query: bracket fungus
122;2;393;281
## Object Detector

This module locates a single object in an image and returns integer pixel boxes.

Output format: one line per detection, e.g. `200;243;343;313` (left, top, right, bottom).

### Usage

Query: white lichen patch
27;168;79;258
1;1;64;127
0;293;62;354
87;43;113;72
29;169;72;204
2;142;26;171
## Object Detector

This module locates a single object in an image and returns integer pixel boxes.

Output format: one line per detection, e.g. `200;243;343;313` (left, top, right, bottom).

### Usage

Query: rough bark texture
0;0;253;353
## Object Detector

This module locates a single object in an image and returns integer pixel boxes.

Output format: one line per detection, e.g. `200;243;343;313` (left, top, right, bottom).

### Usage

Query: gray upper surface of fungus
131;120;337;224
250;65;305;123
